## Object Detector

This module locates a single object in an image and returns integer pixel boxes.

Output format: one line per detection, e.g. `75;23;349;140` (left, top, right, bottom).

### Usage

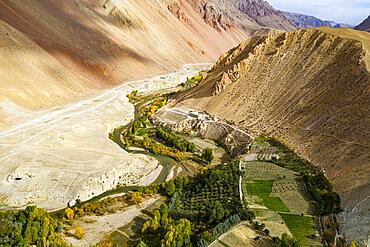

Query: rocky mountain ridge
282;11;353;28
177;28;370;243
166;0;296;33
356;15;370;32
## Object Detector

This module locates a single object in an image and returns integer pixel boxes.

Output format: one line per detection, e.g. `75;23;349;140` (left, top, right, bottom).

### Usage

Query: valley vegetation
0;206;68;247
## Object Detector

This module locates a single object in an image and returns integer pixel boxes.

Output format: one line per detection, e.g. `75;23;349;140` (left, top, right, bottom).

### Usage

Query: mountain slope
0;0;301;130
282;11;352;28
356;15;370;32
167;0;296;33
177;28;370;243
0;0;247;129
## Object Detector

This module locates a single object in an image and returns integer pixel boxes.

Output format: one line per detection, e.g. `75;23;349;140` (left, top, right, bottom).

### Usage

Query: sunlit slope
177;28;370;241
0;0;247;128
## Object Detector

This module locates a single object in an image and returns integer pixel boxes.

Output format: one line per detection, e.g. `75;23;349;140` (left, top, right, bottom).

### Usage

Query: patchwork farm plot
209;222;273;247
241;161;321;246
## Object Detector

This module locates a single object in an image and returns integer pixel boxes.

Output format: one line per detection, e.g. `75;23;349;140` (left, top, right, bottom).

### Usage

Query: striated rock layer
177;28;370;243
166;0;296;33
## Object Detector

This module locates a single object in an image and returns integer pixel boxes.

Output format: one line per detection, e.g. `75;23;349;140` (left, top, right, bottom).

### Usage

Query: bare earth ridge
177;28;370;243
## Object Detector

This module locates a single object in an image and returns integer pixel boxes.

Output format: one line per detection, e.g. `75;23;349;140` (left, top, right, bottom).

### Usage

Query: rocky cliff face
166;0;296;33
177;28;370;243
282;11;352;28
356;15;370;32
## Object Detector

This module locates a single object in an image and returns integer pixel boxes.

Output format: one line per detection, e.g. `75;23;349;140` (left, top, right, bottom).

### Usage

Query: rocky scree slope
177;28;370;242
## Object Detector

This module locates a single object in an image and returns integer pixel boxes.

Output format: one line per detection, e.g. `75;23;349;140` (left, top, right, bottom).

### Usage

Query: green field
246;180;273;196
262;197;289;212
246;180;289;212
280;213;318;246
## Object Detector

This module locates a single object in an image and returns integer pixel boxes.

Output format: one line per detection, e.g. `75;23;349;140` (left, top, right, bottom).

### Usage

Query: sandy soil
0;64;210;210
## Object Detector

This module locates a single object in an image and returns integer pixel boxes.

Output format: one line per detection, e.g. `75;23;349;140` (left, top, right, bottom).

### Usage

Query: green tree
202;148;214;164
210;201;225;222
141;220;151;233
273;233;299;247
150;210;161;231
137;240;148;247
162;224;175;247
160;204;169;225
166;180;176;196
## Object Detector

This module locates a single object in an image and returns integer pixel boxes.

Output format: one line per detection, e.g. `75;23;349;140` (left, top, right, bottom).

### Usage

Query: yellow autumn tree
75;226;84;240
142;220;151;233
349;241;357;247
65;208;74;221
161;224;175;247
131;192;143;205
76;208;84;218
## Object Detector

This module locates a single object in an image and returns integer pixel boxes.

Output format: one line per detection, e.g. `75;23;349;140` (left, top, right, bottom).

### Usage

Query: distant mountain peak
281;11;353;29
356;15;370;32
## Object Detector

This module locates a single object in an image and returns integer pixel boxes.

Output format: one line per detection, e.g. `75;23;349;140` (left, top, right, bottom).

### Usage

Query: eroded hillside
167;0;296;33
0;0;301;130
177;28;370;243
0;0;250;129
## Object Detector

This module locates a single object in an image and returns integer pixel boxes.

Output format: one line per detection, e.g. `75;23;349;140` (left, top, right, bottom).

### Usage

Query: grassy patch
246;180;272;196
246;180;289;212
280;213;317;245
262;197;289;212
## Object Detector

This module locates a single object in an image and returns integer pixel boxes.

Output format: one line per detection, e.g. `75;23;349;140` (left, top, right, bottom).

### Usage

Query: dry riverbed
0;64;210;210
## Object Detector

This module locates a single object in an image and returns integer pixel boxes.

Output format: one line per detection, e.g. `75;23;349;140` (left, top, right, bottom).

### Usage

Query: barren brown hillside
0;0;239;128
168;0;296;32
0;0;298;130
177;28;370;242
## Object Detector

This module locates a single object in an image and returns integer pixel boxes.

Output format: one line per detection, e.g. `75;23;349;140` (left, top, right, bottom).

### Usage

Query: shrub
75;226;84;240
65;208;74;220
202;148;214;164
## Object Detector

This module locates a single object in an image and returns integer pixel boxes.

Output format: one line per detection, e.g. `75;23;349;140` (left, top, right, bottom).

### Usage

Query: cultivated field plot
242;161;321;246
182;135;231;165
209;223;273;247
243;139;279;161
280;214;319;246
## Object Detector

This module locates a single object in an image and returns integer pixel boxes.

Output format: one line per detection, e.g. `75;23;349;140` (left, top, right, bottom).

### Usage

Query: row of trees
303;173;342;215
272;233;300;247
197;214;241;247
156;127;196;153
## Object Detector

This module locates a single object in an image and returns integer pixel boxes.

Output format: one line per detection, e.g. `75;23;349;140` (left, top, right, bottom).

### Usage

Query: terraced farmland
280;213;318;246
241;160;321;246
